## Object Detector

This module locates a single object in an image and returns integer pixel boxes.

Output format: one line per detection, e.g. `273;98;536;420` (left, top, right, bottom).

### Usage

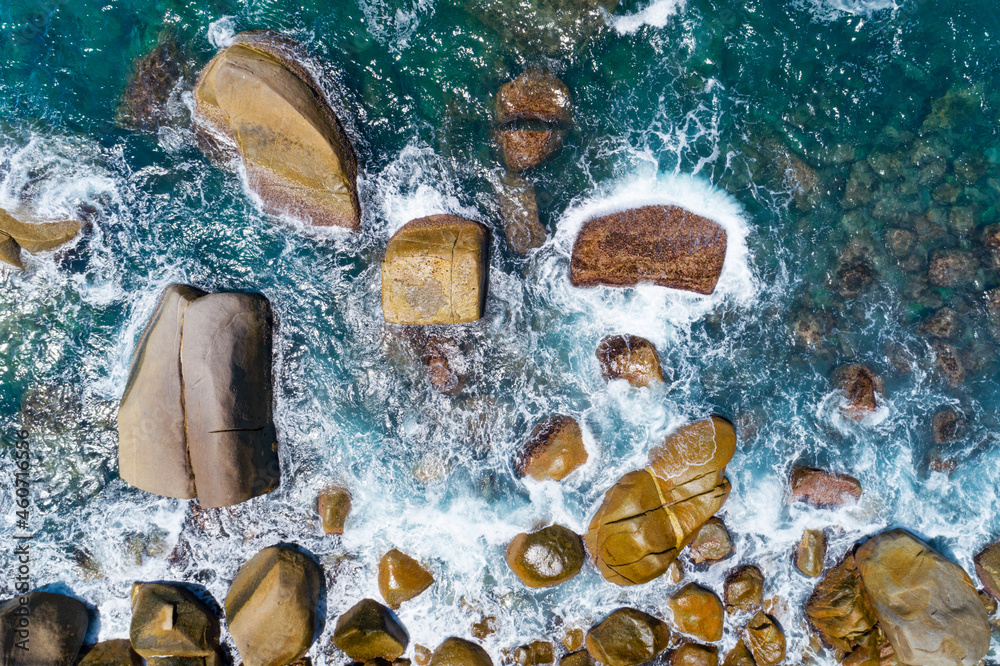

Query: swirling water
1;0;1000;663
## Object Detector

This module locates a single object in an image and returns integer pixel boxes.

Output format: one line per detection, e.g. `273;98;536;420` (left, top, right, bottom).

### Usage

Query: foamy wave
607;0;686;35
801;0;899;20
206;16;237;48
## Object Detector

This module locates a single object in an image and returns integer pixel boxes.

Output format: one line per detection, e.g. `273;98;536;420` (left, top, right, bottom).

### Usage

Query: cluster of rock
117;284;278;508
0;208;81;269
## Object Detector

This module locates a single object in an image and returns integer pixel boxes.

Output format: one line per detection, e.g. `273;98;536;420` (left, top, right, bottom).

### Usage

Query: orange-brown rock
517;415;588;481
831;364;883;419
585;608;670;666
974;541;1000;600
724;565;764;613
512;641;554;666
429;638;492;666
570;206;727;294
596;335;663;387
381;215;489;325
669;643;718;666
506;524;585;588
804;554;876;652
318;486;351;534
562;629;585;652
332;599;408;662
744;613;785;665
378;549;434;608
586;416;735;585
686;517;733;563
559;651;595;666
789;468;862;508
720;642;755;666
494;70;572;126
668;584;724;642
498;174;546;254
795;528;827;577
497;129;565;172
78;639;143;666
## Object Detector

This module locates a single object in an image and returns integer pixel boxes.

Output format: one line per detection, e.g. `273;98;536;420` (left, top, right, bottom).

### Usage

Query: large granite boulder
225;546;322;666
78;639;143;666
429;638;492;666
788;468;862;508
596;335;663;387
378;549;434;607
506;524;585;588
668;584;723;642
569;206;727;294
0;591;89;665
129;583;220;659
332;599;408;662
0;209;82;269
855;530;989;666
586;416;735;585
381;216;489;325
193;31;360;229
585;608;670;666
118;285;279;508
517;415;588;481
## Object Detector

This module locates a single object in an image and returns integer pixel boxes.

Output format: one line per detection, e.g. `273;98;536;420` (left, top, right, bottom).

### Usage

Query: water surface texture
2;0;1000;662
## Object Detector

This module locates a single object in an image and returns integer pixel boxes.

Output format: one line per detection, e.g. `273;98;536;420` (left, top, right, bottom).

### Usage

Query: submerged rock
931;408;967;445
586;416;735;585
429;638;492;666
193;31;360;228
720;642;754;666
118;31;190;131
512;641;554;666
831;364;883;420
596;334;663;387
743;613;785;666
225;546;322;666
669;643;718;666
130;582;220;659
421;335;467;395
668;584;724;642
685;517;733;563
0;591;89;666
506;524;585;588
381;215;489;325
497;175;546;254
724;565;764;614
378;549;434;607
0;208;82;268
928;250;978;288
332;599;408;662
974;542;1000;601
78;639;143;666
789;468;863;508
468;0;619;56
834;257;876;298
497;129;565;172
795;528;827;577
318;485;352;534
570;205;727;294
585;608;670;666
495;70;572;126
918;307;962;340
517;415;588;481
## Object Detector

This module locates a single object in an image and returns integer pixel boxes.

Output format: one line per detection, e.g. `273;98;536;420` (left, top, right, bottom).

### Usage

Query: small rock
831;364;883;419
513;641;554;666
835;258;877;298
494;69;572;126
471;616;496;639
517;415;588;481
842;161;875;209
668;583;724;642
724;565;764;613
585;608;670;666
497;129;565;172
791;310;831;350
669;643;718;666
720;642;755;666
415;645;432;666
559;651;596;666
918;307;962;340
130;582;220;659
78;639;143;666
928;250;978;288
506;524;585;588
318;486;351;534
795;528;827;577
421;335;466;395
804;554;875;652
932;181;962;205
886;228;916;258
562;629;584;652
979;589;998;615
743;612;786;666
667;560;684;584
932;408;967;445
0;592;89;666
933;343;965;386
974;542;1000;601
949;206;976;235
789;468;863;508
378;549;434;608
332;599;408;662
686;517;733;563
429;638;492;666
596;335;663;387
498;175;546;254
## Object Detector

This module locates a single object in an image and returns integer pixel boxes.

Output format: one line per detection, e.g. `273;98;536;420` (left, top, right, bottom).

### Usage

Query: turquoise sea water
2;0;1000;662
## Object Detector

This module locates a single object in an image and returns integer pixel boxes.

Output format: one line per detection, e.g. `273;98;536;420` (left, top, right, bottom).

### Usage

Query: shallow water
1;0;1000;663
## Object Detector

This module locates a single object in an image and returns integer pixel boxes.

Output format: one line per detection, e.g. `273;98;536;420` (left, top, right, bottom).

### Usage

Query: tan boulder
78;639;143;666
0;231;23;269
517;415;588;481
789;468;862;508
804;554;875;653
381;215;488;325
494;70;572;126
831;364;882;419
332;599;408;661
974;541;1000;600
378;549;434;607
724;565;764;614
193;32;360;229
506;524;585;588
129;582;219;658
855;529;990;666
512;641;554;666
686;517;733;563
585;608;670;666
743;612;785;665
586;416;735;585
570;206;727;294
0;208;81;255
0;591;89;666
225;545;322;666
429;638;492;666
318;485;351;534
669;643;719;666
720;642;755;666
668;584;724;642
795;528;826;577
559;650;595;666
596;335;663;387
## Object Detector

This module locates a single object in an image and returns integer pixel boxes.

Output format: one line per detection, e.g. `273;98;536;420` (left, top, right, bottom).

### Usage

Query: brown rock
193;32;360;228
415;645;432;666
118;32;189;131
497;129;565;172
720;642;754;666
225;546;322;666
932;408;967;445
562;629;584;652
0;231;23;269
0;208;81;254
789;468;862;508
835;258;877;298
596;335;663;387
974;542;1000;600
381;215;489;325
130;583;220;658
885;228;915;258
0;592;89;666
332;599;408;662
978;589;997;615
831;364;883;419
498;175;546;254
918;308;962;340
585;608;670;666
513;641;554;666
421;336;466;395
517;415;588;481
429;638;492;666
559;651;595;666
667;560;684;584
494;70;572;126
855;529;989;666
570;206;727;294
795;528;827;577
318;486;351;534
933;343;965;386
744;613;785;665
471;616;495;639
804;554;876;652
668;584;724;642
928;250;978;288
724;565;764;614
686;517;733;563
378;549;434;608
669;643;718;666
506;524;585;588
78;640;143;666
586;416;735;585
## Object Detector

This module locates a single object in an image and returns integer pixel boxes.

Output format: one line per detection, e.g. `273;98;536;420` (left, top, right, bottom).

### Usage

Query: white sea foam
207;16;237;48
607;0;686;34
800;0;899;21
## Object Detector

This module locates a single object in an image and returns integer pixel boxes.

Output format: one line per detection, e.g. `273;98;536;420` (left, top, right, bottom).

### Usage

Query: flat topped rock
506;524;585;588
585;608;670;666
381;215;489;325
789;468;862;508
193;31;360;229
495;69;572;126
0;591;89;666
517;414;588;481
378;549;434;607
570;205;727;295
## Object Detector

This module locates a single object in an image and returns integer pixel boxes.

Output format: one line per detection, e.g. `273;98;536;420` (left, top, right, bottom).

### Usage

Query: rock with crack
0;208;82;269
129;582;220;660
